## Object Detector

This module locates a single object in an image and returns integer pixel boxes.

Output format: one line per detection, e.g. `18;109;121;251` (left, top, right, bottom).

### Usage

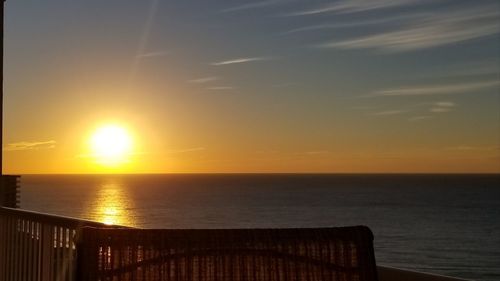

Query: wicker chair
78;226;378;281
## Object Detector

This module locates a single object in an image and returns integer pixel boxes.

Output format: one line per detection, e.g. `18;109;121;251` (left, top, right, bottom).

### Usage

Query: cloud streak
137;50;169;58
317;5;499;52
371;110;407;116
188;76;219;84
430;101;456;113
221;0;282;13
129;0;161;80
434;102;455;107
4;140;56;151
288;0;420;16
369;80;499;97
409;116;432;122
430;107;451;113
211;57;273;66
281;13;425;35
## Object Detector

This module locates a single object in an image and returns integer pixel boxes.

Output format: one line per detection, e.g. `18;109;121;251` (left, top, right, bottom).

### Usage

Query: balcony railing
0;207;121;281
0;206;471;281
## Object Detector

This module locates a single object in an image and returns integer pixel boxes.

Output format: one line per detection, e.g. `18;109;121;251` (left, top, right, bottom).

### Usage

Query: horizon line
12;172;500;176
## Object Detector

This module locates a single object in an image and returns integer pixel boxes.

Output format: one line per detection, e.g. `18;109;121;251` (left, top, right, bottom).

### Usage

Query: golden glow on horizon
2;114;499;174
89;124;133;167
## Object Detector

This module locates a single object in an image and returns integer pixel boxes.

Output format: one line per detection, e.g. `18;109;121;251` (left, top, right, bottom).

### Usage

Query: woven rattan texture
78;226;378;281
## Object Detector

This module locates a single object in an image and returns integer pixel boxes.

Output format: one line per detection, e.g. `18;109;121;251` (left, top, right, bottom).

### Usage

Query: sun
89;124;133;166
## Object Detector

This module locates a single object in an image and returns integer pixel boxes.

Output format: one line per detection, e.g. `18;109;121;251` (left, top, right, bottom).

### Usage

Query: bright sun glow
90;125;133;166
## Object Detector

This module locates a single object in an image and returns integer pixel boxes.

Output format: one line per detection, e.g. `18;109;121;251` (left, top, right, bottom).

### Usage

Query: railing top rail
0;206;129;228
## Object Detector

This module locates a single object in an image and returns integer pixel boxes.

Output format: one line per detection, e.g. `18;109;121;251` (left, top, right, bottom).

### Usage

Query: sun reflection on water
87;178;136;227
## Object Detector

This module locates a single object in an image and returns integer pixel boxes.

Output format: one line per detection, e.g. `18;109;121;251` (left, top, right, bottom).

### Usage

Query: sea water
19;174;500;281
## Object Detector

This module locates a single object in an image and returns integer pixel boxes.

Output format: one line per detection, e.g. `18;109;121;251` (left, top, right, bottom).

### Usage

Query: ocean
18;174;500;281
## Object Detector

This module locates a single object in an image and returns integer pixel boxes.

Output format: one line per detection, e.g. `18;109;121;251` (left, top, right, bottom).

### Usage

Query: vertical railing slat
18;219;22;281
19;219;24;281
55;226;59;281
27;220;32;281
69;229;75;281
33;222;40;281
14;218;20;281
24;220;30;281
41;223;51;281
53;226;59;281
20;220;26;281
0;213;5;280
38;222;43;281
3;216;8;281
7;216;13;281
63;228;69;281
0;214;6;280
9;217;14;281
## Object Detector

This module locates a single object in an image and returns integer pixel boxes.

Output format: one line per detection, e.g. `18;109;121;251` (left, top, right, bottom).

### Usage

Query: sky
2;0;500;174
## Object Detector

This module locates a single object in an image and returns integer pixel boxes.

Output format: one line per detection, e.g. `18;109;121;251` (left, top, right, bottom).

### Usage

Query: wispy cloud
4;140;56;151
137;50;169;58
368;80;499;97
288;0;420;16
211;57;273;66
317;5;499;52
188;76;219;84
430;107;452;113
409;116;432;122
129;0;161;80
281;13;425;35
430;101;456;113
207;86;235;91
221;0;282;13
371;110;407;116
434;101;455;107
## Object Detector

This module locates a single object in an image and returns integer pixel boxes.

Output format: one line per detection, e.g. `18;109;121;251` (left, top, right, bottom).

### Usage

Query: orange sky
3;1;499;174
